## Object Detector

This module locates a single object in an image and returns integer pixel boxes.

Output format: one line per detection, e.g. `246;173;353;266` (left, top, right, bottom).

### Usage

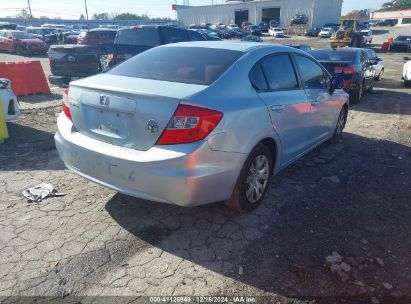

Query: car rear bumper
48;75;71;87
54;113;245;207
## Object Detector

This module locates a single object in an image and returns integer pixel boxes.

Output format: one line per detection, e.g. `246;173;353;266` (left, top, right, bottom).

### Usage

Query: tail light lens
334;66;356;74
343;66;356;74
62;88;72;121
157;104;223;145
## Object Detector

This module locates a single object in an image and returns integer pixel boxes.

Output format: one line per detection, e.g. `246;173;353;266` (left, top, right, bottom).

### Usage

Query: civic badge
147;120;159;133
99;95;110;107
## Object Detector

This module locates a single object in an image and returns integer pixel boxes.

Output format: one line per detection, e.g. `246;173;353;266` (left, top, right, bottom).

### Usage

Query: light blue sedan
55;41;349;212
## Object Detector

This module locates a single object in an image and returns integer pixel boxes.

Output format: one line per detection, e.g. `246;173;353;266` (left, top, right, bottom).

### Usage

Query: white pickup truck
360;30;373;44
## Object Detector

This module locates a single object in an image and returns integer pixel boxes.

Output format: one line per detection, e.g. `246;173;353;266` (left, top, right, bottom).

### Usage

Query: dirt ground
0;27;410;304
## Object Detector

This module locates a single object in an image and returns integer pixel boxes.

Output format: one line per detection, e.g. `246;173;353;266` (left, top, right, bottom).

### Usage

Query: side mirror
329;76;344;94
404;56;411;61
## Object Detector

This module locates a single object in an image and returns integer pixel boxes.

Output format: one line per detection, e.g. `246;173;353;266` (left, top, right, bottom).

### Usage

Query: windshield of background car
42;29;56;35
108;47;243;85
396;36;411;41
115;28;161;46
311;50;356;62
12;32;36;39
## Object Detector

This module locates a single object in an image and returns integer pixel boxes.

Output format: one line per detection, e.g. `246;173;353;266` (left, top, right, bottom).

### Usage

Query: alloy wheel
245;155;270;203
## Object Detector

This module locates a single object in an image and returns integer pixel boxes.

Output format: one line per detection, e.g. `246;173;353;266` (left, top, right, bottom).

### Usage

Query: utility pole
27;0;32;19
84;0;89;24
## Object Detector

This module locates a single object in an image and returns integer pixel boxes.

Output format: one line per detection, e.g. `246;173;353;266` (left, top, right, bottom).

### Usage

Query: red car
0;30;49;55
77;29;117;45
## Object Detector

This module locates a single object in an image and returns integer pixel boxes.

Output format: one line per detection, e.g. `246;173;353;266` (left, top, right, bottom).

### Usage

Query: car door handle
271;105;284;112
310;100;319;106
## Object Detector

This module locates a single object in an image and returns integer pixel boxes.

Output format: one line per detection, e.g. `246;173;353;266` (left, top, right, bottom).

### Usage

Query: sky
0;0;389;19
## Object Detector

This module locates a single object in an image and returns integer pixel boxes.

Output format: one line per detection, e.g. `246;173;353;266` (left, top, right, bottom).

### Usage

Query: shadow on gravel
106;132;411;300
371;30;389;36
18;93;63;104
0;122;64;171
352;89;411;115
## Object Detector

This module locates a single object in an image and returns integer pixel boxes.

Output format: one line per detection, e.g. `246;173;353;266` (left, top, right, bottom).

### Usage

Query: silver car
364;48;384;81
55;42;349;212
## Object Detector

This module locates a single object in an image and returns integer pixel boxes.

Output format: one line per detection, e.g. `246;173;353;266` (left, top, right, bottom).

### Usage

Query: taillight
157;104;223;145
335;66;356;74
62;88;72;121
343;66;356;74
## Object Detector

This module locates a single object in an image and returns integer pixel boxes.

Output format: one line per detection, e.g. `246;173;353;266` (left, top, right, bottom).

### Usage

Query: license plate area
88;108;132;140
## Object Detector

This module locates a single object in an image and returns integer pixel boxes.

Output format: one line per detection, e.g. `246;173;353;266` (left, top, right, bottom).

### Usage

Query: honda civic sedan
55;42;348;212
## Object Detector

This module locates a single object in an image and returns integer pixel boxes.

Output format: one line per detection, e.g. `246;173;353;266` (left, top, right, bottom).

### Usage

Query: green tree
113;13;139;20
380;0;411;10
92;12;109;20
79;14;86;20
343;9;370;20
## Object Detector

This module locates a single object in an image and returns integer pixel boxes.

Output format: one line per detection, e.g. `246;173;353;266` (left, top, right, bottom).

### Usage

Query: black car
291;14;308;25
258;22;269;33
311;48;375;104
390;36;411;52
305;27;321;37
228;28;246;38
247;25;262;36
269;20;280;28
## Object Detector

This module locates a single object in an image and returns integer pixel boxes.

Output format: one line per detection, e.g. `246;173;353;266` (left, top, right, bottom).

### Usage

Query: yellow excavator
330;19;364;48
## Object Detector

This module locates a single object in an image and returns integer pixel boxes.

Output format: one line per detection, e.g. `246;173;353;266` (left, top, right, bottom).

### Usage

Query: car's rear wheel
350;81;363;104
366;79;374;93
375;69;384;81
225;144;273;213
329;105;348;143
15;45;24;55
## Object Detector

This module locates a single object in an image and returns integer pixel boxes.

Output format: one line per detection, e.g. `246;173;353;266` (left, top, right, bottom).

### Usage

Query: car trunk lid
68;74;207;151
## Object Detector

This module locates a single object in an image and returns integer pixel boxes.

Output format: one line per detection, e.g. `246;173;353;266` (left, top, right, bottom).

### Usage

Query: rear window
396;36;411;41
115;28;161;46
108;47;243;85
311;50;356;62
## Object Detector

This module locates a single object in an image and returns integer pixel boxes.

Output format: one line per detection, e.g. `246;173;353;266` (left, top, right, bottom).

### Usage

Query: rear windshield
115;28;161;46
311;50;356;62
396;36;411;41
108;46;243;85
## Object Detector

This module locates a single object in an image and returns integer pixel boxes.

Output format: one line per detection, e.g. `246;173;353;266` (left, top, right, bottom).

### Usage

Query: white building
176;0;343;28
370;9;411;26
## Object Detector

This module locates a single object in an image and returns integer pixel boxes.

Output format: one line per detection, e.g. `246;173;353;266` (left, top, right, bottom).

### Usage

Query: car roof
161;41;300;53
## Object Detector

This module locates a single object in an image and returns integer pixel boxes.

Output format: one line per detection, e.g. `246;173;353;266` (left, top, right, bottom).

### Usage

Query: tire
329;105;348;143
15;45;24;55
375;69;384;81
349;81;363;104
225;144;273;213
366;79;374;93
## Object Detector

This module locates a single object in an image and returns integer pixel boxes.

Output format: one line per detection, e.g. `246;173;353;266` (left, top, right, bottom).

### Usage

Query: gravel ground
0;27;410;303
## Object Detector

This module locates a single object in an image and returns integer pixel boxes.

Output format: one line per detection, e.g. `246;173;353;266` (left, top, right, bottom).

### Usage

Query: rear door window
260;54;299;90
108;46;243;85
294;55;328;89
249;63;268;91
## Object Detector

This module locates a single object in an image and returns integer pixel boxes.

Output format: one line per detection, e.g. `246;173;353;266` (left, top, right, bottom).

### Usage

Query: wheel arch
259;137;280;174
